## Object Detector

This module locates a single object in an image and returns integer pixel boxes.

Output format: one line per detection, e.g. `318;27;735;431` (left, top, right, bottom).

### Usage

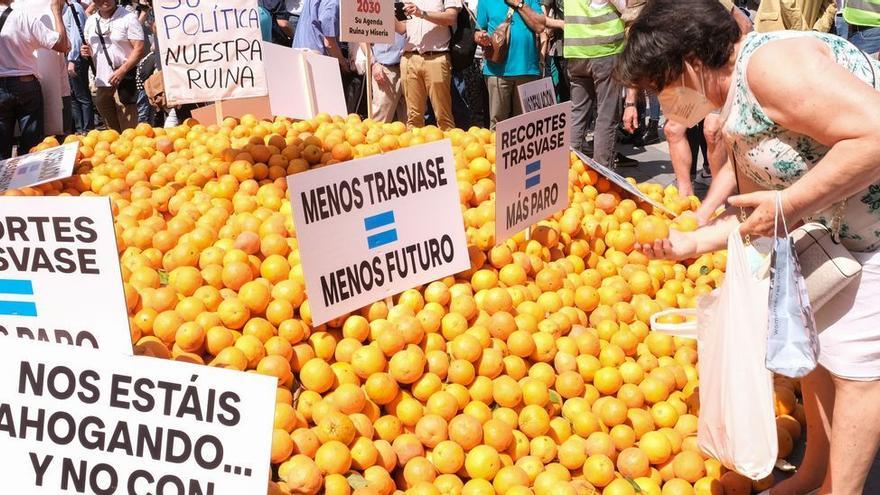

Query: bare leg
770;366;834;495
665;120;694;197
817;375;880;494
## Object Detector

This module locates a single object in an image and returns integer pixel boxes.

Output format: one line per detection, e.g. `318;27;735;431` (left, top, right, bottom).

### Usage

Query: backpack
449;4;477;72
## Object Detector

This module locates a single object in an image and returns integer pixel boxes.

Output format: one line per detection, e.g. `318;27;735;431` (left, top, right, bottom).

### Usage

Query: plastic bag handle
649;309;698;339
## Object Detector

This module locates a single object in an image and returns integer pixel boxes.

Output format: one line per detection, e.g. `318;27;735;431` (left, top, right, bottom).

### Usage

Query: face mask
658;71;718;128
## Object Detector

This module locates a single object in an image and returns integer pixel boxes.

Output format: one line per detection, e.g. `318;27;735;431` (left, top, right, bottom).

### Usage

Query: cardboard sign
288;140;470;325
0;143;78;194
0;196;132;353
570;148;676;216
517;78;556;113
340;0;395;44
0;338;276;495
495;102;572;243
264;44;347;121
155;0;268;106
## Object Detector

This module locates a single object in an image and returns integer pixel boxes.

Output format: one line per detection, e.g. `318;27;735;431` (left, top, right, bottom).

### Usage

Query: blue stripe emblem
0;279;37;317
525;161;542;189
364;210;398;249
0;301;38;317
0;279;34;295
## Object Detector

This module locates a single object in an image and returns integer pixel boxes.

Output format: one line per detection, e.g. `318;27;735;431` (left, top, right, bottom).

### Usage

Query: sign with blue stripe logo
495;101;572;243
288;140;470;326
0;197;133;354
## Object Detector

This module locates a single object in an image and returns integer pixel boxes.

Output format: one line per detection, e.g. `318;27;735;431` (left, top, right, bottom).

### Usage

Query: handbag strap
95;13;117;71
0;7;12;35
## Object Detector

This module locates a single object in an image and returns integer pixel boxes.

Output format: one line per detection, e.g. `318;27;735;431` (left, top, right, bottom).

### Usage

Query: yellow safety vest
563;0;626;59
844;0;880;27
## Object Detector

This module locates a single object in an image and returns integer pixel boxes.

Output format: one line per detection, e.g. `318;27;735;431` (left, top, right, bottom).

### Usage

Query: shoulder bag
96;15;139;105
484;7;514;64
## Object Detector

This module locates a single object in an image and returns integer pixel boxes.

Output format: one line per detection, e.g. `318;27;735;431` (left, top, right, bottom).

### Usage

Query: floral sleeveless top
722;31;880;252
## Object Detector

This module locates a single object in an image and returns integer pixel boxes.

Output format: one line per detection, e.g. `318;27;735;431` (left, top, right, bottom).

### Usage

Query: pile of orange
12;113;803;495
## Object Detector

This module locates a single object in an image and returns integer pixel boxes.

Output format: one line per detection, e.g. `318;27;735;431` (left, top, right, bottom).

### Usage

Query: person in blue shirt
370;33;407;123
292;0;349;74
63;1;93;134
258;6;273;42
475;0;545;128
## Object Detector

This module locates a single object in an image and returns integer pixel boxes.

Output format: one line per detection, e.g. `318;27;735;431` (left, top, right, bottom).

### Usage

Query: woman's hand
634;229;699;261
728;190;798;238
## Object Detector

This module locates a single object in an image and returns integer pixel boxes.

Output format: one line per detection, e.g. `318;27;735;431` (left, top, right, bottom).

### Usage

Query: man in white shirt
0;0;70;158
82;0;145;132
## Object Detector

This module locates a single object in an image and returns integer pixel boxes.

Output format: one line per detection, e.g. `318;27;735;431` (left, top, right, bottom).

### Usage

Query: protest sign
517;78;556;113
262;44;347;121
495;102;571;243
571;148;676;216
0;196;132;354
155;0;268;106
0;338;276;495
288;140;470;325
0;143;78;194
340;0;395;44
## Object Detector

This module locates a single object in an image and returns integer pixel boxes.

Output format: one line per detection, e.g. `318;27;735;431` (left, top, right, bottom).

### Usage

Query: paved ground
611;138;880;494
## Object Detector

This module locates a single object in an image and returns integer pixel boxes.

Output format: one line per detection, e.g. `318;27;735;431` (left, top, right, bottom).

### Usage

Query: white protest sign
288;140;470;325
495;102;571;243
0;338;276;495
570;148;676;216
0;196;132;354
0;143;78;194
263;44;347;121
517;78;556;113
340;0;395;44
155;0;268;106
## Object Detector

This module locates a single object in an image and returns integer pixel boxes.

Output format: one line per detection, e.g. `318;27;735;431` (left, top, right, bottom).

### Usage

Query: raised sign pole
340;0;395;121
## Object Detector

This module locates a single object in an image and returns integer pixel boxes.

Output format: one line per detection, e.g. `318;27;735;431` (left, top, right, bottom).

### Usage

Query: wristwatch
515;1;525;9
623;102;637;108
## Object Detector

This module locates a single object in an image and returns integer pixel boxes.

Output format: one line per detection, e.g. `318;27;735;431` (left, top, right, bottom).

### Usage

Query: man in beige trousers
395;0;462;130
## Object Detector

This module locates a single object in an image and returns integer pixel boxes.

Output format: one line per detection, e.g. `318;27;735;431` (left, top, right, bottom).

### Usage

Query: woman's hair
615;0;741;91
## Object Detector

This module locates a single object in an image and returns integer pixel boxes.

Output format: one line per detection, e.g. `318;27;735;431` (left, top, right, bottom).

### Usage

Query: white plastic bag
766;192;820;378
696;227;778;480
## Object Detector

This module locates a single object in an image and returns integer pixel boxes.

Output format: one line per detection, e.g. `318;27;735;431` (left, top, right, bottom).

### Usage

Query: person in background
844;0;880;55
259;4;274;42
134;0;155;125
620;2;880;492
0;0;70;158
64;0;92;134
260;0;294;45
292;0;349;74
564;0;630;167
541;0;569;102
754;0;836;32
452;0;489;129
476;0;545;128
396;0;463;130
286;0;302;37
82;0;145;132
370;34;408;123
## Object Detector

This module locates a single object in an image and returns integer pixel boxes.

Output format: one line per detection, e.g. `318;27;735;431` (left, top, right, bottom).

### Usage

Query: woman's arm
637;208;741;260
730;38;880;238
